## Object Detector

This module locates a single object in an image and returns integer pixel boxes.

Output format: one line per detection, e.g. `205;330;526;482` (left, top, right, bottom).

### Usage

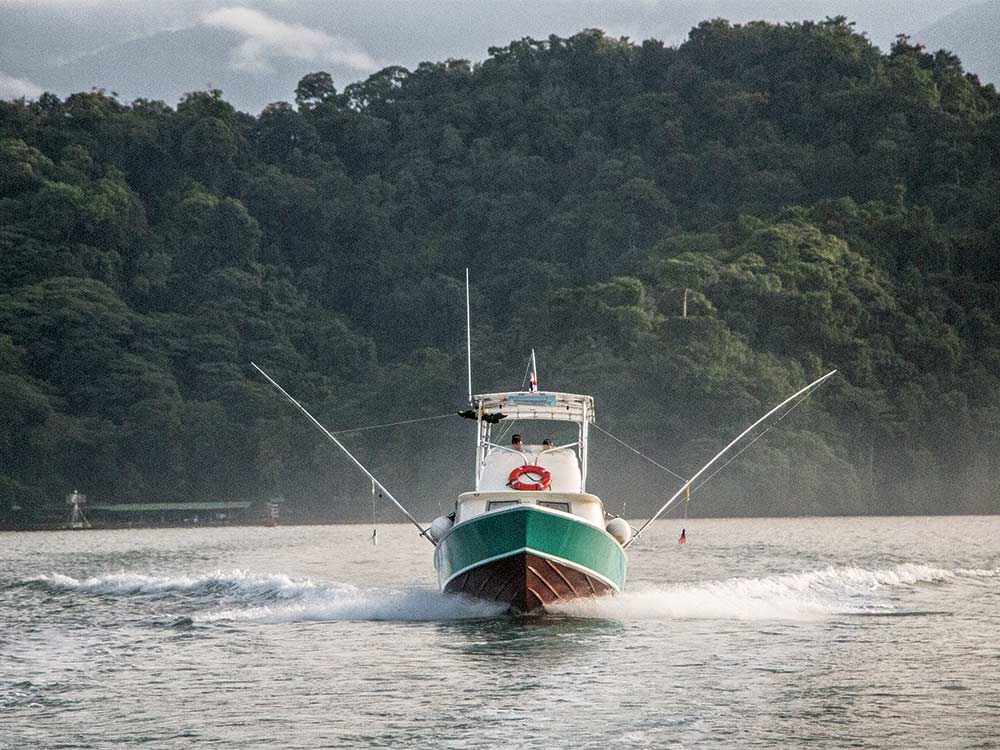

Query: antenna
465;268;473;405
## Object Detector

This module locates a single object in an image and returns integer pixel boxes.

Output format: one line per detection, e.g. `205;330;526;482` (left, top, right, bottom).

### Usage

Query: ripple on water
1;521;998;750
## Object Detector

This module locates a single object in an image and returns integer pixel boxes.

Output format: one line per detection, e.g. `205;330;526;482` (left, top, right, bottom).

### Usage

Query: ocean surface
1;516;998;749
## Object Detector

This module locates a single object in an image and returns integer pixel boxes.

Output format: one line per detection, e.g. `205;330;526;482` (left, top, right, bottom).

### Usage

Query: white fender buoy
428;515;454;542
605;517;631;545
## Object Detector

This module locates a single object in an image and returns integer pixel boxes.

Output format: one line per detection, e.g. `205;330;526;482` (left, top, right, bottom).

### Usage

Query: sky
0;0;996;112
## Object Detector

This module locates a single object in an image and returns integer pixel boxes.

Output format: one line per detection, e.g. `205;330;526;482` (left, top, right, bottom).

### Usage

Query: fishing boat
427;389;630;612
252;271;837;614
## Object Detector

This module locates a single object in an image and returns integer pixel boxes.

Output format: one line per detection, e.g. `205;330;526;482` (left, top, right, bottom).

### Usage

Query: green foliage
165;188;261;275
295;72;337;111
1;19;999;525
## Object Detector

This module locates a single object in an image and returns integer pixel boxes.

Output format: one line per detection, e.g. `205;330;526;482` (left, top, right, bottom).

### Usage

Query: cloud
202;6;379;74
0;72;45;99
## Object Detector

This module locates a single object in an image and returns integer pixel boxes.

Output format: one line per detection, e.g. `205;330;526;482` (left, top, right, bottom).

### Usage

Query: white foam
954;567;999;578
548;563;999;621
29;570;505;622
31;570;320;599
194;588;506;623
28;564;998;624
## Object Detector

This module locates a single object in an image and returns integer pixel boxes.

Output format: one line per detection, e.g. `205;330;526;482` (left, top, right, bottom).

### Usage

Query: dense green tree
295;72;337;111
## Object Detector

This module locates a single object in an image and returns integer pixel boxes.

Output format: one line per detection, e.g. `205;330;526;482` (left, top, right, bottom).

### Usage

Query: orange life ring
508;464;552;491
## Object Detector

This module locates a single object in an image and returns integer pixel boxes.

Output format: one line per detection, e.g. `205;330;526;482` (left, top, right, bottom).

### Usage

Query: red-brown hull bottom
443;552;615;613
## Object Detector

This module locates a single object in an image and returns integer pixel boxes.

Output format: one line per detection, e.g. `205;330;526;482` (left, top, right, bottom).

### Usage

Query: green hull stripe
434;506;627;591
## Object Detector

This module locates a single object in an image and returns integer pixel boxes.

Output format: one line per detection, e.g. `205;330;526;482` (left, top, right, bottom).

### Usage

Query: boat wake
25;570;506;622
22;563;996;624
548;563;999;621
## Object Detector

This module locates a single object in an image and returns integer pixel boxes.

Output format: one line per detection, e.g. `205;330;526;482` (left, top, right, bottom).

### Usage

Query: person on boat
541;438;553;449
679;528;686;544
511;434;524;451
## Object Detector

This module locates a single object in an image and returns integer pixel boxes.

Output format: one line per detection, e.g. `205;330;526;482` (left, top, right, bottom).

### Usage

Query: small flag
679;528;686;544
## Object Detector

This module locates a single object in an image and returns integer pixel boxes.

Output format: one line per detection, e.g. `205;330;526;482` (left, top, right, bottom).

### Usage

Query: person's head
511;434;524;450
542;438;552;448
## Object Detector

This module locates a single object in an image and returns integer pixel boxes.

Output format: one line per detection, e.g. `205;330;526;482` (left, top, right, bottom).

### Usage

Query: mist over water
2;517;998;748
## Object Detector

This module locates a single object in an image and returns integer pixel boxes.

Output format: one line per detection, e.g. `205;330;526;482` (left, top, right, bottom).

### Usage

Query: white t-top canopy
472;391;595;423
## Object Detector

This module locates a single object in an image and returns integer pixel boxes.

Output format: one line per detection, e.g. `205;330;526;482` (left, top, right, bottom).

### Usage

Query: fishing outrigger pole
251;362;435;544
624;369;838;549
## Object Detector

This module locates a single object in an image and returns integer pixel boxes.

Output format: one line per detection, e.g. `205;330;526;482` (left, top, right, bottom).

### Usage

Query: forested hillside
2;18;998;527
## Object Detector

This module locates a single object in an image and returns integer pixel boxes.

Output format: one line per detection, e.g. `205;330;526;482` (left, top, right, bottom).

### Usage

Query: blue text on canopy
507;394;558;406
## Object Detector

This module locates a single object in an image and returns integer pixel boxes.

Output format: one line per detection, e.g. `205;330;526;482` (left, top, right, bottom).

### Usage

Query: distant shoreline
3;512;998;533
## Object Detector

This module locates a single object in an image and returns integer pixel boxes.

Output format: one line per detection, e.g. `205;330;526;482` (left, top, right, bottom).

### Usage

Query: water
2;517;998;749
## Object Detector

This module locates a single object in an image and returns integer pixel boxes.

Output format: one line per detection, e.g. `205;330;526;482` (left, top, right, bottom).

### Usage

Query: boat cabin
454;390;606;528
479;443;582;493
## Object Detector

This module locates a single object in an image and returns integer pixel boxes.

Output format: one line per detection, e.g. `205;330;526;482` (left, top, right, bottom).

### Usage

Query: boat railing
481;441;581;460
483;442;526;459
537;441;579;456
